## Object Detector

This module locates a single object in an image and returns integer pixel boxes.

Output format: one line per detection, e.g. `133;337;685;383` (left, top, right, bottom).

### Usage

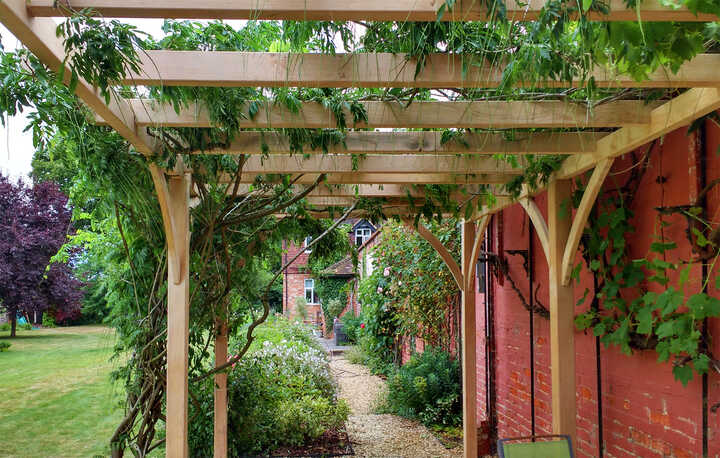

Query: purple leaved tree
0;173;83;337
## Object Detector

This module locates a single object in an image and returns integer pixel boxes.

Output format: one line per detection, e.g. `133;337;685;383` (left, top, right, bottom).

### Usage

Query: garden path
330;357;464;458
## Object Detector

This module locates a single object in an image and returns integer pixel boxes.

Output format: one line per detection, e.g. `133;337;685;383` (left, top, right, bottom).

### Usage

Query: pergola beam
558;88;720;179
190;131;599;156
27;0;716;22
238;154;523;175
0;0;154;154
209;183;492;199
227;172;512;185
110;99;652;129
126;52;720;89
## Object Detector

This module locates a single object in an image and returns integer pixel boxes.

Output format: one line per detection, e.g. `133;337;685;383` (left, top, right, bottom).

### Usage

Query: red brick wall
282;241;322;325
478;118;720;457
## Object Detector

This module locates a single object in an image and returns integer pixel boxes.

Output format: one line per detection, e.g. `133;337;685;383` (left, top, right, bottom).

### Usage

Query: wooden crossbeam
471;87;720;220
212;183;489;199
112;99;652;129
190;131;599;155
238;154;523;174
558;88;720;179
125;52;720;89
27;0;717;22
228;172;511;184
0;0;154;153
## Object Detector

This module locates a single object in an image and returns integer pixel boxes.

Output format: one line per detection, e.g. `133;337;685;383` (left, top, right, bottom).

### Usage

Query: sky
0;18;246;181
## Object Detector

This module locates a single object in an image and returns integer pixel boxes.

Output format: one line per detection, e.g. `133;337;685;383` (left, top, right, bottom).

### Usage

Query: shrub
189;318;348;457
340;312;362;344
384;348;461;427
0;323;9;332
0;341;10;352
294;296;308;320
42;313;56;328
19;322;32;331
326;298;345;321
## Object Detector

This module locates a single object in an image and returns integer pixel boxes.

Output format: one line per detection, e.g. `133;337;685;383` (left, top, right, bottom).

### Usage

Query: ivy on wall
572;144;720;385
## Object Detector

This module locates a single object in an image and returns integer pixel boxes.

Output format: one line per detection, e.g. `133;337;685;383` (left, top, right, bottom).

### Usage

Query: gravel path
330;356;464;458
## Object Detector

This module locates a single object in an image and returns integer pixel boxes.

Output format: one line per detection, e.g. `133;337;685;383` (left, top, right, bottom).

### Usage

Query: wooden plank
214;320;228;458
547;179;577;448
113;99;651;129
0;0;153;154
558;88;720;179
188;131;599;156
165;171;191;458
28;0;717;22
461;220;478;458
126;52;720;89
238;154;524;174
228;172;513;185
560;158;614;285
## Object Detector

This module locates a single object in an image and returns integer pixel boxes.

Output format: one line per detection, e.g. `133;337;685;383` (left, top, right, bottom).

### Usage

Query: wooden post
461;220;478;458
547;179;577;445
214;319;228;458
166;171;190;458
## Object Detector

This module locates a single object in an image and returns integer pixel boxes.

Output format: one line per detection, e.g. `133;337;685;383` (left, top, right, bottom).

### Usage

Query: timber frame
1;2;719;458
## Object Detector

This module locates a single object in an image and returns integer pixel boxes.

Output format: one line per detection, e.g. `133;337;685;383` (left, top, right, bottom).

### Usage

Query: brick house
282;219;378;330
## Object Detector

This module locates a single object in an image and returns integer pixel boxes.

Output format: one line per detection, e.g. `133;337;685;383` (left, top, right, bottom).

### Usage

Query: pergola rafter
27;0;718;22
125;51;720;89
185;131;600;156
107;99;654;129
3;3;719;458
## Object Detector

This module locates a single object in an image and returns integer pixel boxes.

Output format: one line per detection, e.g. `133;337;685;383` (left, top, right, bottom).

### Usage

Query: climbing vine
573;145;720;385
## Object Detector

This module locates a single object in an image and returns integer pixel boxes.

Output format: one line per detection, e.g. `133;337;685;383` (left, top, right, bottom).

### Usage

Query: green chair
497;434;574;458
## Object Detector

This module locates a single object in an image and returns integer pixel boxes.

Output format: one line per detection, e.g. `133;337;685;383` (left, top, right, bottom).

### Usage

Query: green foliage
189;318;348;456
0;341;10;352
294;296;309;320
0;323;9;332
574;182;720;386
364;220;460;352
326;298;346;321
42;314;56;328
18;323;32;331
341;312;363;344
383;348;462;427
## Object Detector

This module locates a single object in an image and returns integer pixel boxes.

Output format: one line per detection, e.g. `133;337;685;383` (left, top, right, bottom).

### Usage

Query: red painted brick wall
478;118;720;457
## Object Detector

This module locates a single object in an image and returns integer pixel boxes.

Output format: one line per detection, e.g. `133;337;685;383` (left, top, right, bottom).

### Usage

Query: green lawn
0;325;123;457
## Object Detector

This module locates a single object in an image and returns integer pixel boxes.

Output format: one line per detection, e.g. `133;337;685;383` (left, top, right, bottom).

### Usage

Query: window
355;227;372;246
303;236;312;253
304;279;318;304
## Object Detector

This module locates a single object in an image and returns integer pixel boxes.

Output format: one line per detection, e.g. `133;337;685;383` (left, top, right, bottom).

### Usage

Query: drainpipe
529;217;536;437
697;122;709;458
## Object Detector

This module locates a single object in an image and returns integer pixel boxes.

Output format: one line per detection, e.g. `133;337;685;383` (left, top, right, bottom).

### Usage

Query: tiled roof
320;256;356;277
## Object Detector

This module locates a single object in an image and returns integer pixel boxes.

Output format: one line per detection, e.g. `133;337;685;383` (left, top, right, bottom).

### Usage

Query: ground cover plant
188;316;349;456
0;326;122;457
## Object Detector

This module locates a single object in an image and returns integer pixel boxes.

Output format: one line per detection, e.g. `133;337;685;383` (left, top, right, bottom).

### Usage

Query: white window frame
355;227;372;246
303;236;313;253
304;278;318;304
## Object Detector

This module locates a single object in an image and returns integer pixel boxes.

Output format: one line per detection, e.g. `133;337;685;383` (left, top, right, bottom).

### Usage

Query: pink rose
360;323;365;329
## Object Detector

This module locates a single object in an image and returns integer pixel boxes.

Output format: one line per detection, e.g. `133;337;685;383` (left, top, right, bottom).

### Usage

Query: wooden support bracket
464;216;491;292
403;218;463;289
519;193;551;262
561;158;615;285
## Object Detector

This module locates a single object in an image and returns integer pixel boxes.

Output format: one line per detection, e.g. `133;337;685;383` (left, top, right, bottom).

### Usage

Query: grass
0;325;123;457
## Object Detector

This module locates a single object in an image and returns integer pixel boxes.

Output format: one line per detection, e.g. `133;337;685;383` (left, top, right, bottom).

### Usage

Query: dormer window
355;228;372;246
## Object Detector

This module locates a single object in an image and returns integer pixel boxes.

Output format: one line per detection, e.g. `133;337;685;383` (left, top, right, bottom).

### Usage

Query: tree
0;173;83;337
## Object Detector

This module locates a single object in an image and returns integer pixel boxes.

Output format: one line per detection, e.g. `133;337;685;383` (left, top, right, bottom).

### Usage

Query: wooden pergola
1;1;719;457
